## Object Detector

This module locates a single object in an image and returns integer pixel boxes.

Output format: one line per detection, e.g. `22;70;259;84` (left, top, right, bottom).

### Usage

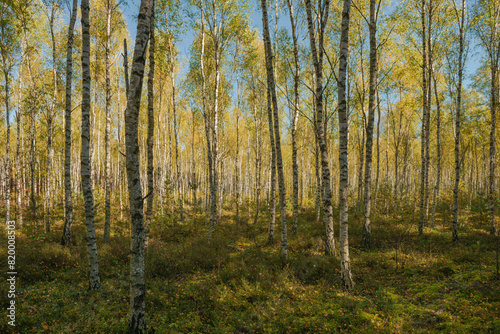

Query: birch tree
451;0;466;242
338;0;354;291
80;0;101;290
304;0;335;256
285;0;300;235
61;0;78;246
361;0;380;248
145;2;155;248
125;0;153;331
475;0;499;236
261;0;288;258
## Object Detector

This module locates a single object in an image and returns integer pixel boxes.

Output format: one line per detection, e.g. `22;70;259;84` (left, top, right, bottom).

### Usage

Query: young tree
475;0;499;236
361;0;380;248
0;4;16;225
285;0;300;235
338;0;354;291
103;0;115;243
125;0;154;331
419;0;430;234
61;0;78;246
260;0;288;258
304;0;335;256
145;2;155;248
43;0;60;233
81;0;101;290
451;0;466;242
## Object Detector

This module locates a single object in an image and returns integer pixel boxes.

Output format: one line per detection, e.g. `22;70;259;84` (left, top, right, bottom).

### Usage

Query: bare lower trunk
235;71;240;223
489;58;498;236
16;60;23;228
286;0;300;235
452;0;465;243
125;0;153;332
305;0;335;256
172;70;183;223
338;0;354;291
266;87;277;243
419;0;428;235
103;0;112;243
430;73;441;229
45;7;57;233
1;61;9;225
61;0;78;246
373;91;381;209
362;0;378;248
145;10;155;249
261;0;287;258
81;0;101;291
200;1;216;241
253;102;262;225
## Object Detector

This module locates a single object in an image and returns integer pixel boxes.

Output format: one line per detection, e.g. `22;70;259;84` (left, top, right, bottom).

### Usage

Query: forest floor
0;198;499;333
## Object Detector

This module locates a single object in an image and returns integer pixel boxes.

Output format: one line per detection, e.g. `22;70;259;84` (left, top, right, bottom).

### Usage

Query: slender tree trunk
1;54;9;226
315;135;321;223
118;77;123;220
253;101;262;225
16;47;24;228
305;0;335;256
104;0;112;243
120;39;130;221
145;8;155;249
362;0;378;248
212;30;220;231
425;0;433;224
200;0;215;240
452;0;465;242
61;0;78;246
81;0;101;291
489;31;499;236
419;0;428;235
338;0;354;291
261;0;288;258
191;106;197;208
171;63;183;223
125;0;153;332
374;91;381;209
430;72;441;229
235;68;240;223
45;7;57;233
489;68;497;235
266;87;277;243
286;0;300;235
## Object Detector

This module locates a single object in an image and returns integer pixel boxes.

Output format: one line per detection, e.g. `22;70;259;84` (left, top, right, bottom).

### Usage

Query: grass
0;197;499;333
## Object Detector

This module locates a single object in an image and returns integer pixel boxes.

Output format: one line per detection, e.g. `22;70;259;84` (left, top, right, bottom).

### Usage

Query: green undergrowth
0;201;498;333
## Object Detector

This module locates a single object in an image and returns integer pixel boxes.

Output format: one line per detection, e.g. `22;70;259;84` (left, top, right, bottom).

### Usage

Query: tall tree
125;0;153;331
305;0;335;256
475;0;499;236
451;0;466;242
430;71;442;229
43;0;59;233
170;39;183;223
145;2;155;248
81;0;101;290
362;0;380;248
103;0;113;243
61;0;78;246
338;0;354;291
285;0;300;235
199;0;216;240
0;4;15;225
261;0;288;258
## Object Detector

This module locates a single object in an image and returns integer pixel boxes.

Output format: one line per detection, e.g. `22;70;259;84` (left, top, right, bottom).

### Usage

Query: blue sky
119;0;265;79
